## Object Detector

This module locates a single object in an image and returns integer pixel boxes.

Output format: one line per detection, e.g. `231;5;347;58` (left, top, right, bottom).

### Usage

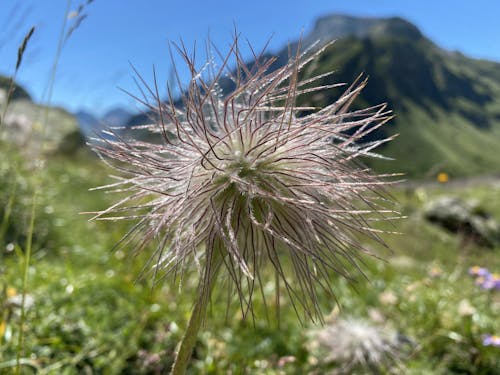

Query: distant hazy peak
308;14;423;43
102;107;132;126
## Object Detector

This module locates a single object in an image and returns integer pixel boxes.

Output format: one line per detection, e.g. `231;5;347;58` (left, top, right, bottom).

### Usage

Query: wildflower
472;270;500;290
491;273;500;290
475;276;489;288
92;38;395;319
379;290;398;305
428;265;442;278
6;287;17;298
7;294;35;311
0;321;5;337
254;359;269;369
457;299;475;317
405;281;420;293
479;278;496;290
368;308;385;323
91;38;397;373
482;335;500;347
469;266;490;277
480;273;500;290
137;349;166;373
437;172;449;183
277;356;296;367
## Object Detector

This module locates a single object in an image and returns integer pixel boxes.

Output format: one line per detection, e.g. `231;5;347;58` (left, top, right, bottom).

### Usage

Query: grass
1;147;499;374
376;103;500;178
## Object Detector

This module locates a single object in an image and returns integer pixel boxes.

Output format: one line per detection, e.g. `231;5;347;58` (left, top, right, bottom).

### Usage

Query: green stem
0;179;17;244
170;250;220;375
15;191;37;375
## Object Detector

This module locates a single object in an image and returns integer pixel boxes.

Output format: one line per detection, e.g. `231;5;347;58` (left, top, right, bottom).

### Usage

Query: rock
1;75;83;154
1;99;83;154
423;196;500;247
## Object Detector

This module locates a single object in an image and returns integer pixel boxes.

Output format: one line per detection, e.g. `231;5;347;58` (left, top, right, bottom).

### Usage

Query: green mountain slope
299;17;500;178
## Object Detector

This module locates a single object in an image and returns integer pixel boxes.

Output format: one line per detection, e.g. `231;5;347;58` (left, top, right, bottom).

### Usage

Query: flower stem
171;249;220;375
15;191;37;375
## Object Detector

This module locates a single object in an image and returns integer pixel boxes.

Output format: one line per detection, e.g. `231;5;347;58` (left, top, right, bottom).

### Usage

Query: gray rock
1;99;82;154
423;196;500;247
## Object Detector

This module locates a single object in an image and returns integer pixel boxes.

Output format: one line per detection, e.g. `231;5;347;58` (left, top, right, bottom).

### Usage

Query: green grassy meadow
1;147;499;374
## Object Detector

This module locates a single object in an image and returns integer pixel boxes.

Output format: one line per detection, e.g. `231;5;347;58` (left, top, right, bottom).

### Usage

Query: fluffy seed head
91;38;397;322
308;318;407;374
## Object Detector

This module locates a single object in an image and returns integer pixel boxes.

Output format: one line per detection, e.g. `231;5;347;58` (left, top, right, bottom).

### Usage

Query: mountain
102;107;131;126
127;15;500;178
296;15;500;177
0;75;31;102
304;14;423;44
76;110;100;137
76;107;133;138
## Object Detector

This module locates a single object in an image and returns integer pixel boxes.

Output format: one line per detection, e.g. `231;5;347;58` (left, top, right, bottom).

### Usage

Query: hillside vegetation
1;144;499;373
297;17;500;177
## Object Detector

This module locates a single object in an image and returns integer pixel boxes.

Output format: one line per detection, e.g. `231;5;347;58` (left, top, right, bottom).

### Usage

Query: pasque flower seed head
91;38;397;323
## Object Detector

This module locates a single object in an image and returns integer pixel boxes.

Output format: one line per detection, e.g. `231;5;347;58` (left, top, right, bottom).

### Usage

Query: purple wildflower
468;266;490;278
482;335;500;347
473;271;500;290
491;273;500;290
478;277;496;290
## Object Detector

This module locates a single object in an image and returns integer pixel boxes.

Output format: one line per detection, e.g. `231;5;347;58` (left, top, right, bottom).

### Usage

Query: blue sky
1;0;499;116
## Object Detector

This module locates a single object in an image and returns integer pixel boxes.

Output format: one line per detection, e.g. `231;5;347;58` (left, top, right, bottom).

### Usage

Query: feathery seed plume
91;38;397;323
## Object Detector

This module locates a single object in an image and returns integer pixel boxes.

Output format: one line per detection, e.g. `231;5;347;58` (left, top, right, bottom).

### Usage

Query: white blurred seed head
308;318;406;374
